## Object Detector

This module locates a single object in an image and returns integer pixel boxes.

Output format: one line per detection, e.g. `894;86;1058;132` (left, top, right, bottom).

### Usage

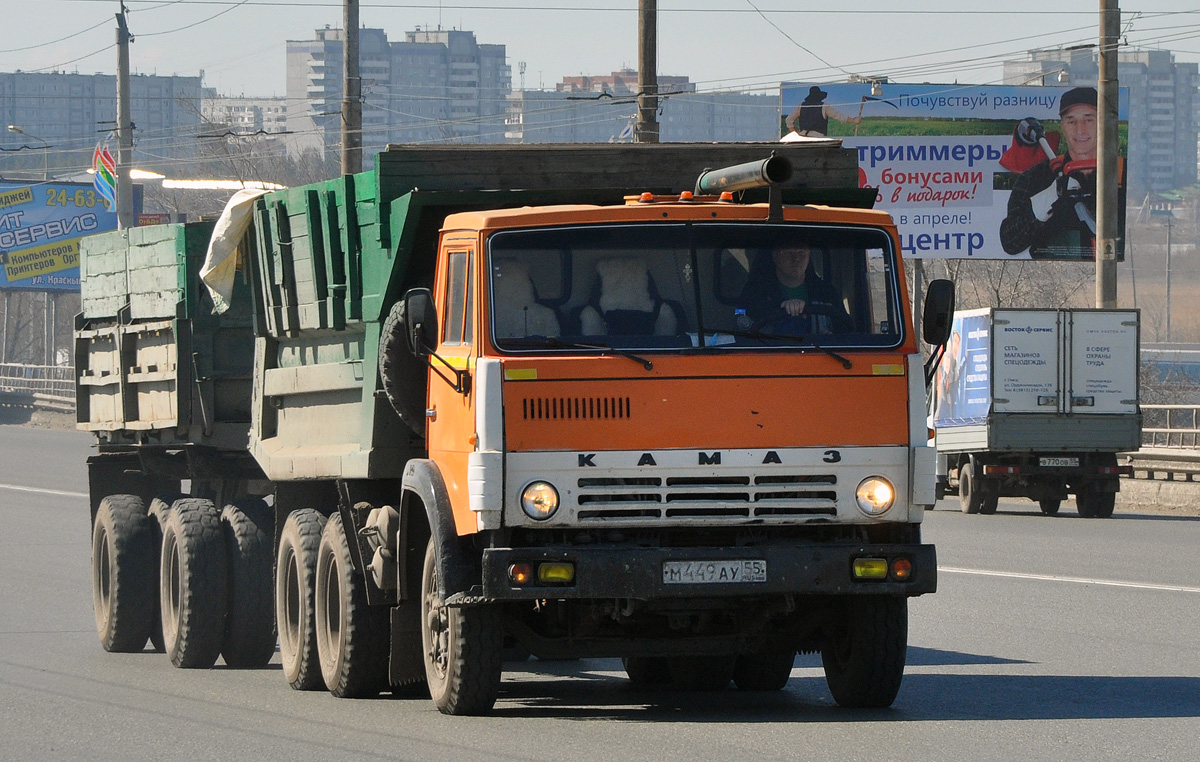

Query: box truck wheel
421;537;502;715
276;508;328;690
733;648;796;691
668;655;736;690
1075;484;1116;519
92;494;155;653
821;596;907;708
219;498;276;669
622;656;671;686
160;498;228;668
1038;499;1062;516
958;461;995;514
315;512;390;698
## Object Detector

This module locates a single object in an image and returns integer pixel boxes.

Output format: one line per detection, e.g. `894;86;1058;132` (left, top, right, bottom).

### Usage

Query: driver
740;245;852;335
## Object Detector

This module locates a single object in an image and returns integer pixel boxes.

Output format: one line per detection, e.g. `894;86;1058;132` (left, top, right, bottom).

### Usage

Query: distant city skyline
6;2;1200;100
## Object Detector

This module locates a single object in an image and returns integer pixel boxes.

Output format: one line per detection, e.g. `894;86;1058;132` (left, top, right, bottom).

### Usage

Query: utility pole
342;0;362;174
1095;0;1120;307
635;0;659;143
115;4;134;229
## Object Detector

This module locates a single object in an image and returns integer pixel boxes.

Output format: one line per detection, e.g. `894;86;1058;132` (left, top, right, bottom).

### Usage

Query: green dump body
76;221;256;453
242;143;866;482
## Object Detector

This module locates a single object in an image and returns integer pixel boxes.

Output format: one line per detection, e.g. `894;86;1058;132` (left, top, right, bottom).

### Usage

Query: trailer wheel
220;498;276;668
1039;499;1062;516
958;462;982;514
276;508;328;690
622;656;671;686
379;299;428;438
667;655;736;690
421;537;503;715
160;498;228;668
821;596;907;708
733;648;796;691
92;494;155;653
315;512;390;698
146;495;181;653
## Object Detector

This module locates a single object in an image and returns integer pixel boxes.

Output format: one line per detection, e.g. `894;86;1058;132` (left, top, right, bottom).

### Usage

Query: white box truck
932;308;1140;517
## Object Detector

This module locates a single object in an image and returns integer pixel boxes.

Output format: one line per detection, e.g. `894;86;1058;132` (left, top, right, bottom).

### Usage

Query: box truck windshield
488;222;903;353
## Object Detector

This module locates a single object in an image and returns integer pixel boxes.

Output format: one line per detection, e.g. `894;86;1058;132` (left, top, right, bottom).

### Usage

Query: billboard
781;82;1128;261
0;181;140;291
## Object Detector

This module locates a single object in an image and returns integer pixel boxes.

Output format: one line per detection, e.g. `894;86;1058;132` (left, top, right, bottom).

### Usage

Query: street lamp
7;125;48;180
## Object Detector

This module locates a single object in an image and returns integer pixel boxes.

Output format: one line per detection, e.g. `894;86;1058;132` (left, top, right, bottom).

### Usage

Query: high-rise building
506;70;779;144
286;26;511;163
0;71;202;178
1003;48;1199;198
201;90;288;134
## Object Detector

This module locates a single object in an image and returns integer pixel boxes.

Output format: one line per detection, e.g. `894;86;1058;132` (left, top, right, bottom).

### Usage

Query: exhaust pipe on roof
694;154;793;196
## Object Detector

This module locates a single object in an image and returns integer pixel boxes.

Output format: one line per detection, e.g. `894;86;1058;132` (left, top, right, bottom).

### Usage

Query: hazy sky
4;1;1200;99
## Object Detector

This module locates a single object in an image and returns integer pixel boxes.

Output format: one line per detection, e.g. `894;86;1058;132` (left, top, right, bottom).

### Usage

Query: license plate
1040;457;1079;467
663;560;767;585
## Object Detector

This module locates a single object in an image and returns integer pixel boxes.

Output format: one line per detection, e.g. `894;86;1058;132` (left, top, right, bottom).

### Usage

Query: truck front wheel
420;538;503;715
821;596;908;708
733;648;796;691
315;512;389;698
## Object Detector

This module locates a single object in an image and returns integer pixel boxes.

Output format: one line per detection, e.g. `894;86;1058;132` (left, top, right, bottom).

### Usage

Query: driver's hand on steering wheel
781;298;806;316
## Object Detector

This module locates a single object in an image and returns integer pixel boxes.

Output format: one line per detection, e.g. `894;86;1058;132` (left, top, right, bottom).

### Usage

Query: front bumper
481;542;936;601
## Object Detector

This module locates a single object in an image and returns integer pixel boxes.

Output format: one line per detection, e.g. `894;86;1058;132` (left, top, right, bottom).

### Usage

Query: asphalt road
1;424;1198;762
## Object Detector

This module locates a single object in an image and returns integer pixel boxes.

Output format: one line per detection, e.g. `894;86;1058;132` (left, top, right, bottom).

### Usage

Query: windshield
487;222;902;352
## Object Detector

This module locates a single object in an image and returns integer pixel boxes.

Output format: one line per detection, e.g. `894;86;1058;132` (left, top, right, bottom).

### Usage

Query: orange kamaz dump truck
82;143;953;715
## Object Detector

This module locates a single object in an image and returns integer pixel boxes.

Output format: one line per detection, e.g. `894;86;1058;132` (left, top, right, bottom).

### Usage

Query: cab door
426;242;479;535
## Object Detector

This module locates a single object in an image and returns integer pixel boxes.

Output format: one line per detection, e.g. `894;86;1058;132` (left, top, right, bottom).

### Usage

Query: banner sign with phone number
0;181;140;292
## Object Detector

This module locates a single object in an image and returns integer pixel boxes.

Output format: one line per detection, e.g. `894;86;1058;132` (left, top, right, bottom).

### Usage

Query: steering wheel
751;304;844;335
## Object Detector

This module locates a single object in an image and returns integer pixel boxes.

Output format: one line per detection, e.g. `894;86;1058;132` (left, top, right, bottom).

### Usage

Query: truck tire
958;462;982;514
421;537;503;715
821;596;907;708
220;498;276;668
146;495;182;654
160;498;228;668
276;508;328;690
733;648;796;691
315;512;390;698
622;656;671;686
667;655;736;690
1076;484;1115;519
92;494;155;653
1038;499;1062;516
379;300;428;438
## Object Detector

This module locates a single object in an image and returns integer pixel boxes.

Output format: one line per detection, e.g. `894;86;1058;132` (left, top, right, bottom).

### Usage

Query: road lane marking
0;482;87;499
941;566;1200;594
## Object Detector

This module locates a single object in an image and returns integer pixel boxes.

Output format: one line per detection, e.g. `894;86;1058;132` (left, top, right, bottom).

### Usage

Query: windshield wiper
718;329;853;370
502;337;654;371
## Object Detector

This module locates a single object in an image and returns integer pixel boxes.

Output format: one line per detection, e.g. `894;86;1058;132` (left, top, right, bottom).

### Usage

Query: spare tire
379;299;428;437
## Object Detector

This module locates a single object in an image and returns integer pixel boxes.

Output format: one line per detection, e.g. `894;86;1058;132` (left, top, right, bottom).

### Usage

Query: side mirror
922;279;955;346
404;288;438;356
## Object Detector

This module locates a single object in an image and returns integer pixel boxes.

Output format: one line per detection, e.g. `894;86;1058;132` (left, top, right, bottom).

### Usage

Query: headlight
520;481;559;520
855;477;895;516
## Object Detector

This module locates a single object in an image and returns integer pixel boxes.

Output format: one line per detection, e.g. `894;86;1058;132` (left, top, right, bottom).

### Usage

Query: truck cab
395;189;946;711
